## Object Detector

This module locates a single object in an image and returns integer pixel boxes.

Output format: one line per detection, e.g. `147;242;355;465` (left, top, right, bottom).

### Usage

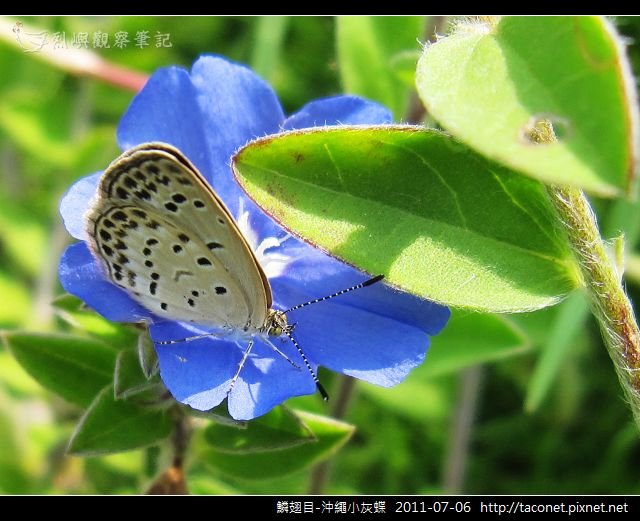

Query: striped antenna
284;328;329;401
284;274;384;314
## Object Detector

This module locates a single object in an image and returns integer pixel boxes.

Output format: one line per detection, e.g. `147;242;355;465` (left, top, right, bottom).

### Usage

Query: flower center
235;198;294;279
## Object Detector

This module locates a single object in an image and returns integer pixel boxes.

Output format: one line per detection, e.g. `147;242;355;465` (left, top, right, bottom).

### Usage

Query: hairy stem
548;185;640;427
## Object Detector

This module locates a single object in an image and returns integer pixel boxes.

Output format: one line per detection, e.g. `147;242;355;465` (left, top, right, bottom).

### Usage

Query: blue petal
283;95;393;130
150;323;316;419
189;56;285;212
271;263;450;387
227;338;316;420
118;55;285;217
273;245;450;335
59;242;153;322
150;321;241;412
117;65;211;183
59;172;101;240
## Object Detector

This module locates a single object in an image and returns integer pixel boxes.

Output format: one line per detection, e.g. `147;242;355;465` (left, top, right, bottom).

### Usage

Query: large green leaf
234;126;580;312
337;16;426;119
2;332;116;407
416;16;638;196
68;386;172;456
203;406;315;454
199;411;354;480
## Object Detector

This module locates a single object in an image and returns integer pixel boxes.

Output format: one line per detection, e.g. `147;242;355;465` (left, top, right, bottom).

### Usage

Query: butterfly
85;142;382;398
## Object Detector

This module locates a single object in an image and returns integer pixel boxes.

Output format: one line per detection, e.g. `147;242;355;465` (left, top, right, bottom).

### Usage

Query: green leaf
416;16;638;196
360;378;451;423
52;293;139;348
423;311;529;377
1;332;116;407
114;348;157;399
68;386;172;456
0;407;29;493
136;332;159;380
0;270;30;327
203;406;316;454
199;411;354;480
360;312;527;421
234;127;580;312
337;16;426;119
0;199;47;277
525;291;590;412
250;16;289;81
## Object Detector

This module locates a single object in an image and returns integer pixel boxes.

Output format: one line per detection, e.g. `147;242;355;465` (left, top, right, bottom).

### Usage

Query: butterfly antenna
284;328;329;401
284;274;384;314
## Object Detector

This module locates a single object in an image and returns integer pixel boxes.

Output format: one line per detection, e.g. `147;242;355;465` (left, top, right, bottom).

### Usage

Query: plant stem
146;410;191;494
0;17;148;92
442;365;484;493
548;185;640;427
307;376;357;494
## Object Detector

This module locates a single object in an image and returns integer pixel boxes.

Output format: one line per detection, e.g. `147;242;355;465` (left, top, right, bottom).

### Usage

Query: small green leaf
2;332;116;407
203;406;316;454
136;332;159;380
416;16;638;196
114;348;157;399
234;127;580;312
337;16;426;118
199;411;354;480
424;312;529;377
68;386;172;456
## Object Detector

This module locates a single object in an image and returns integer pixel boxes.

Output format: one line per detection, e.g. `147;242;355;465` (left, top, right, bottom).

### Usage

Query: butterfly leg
155;332;227;345
262;337;301;370
227;340;254;397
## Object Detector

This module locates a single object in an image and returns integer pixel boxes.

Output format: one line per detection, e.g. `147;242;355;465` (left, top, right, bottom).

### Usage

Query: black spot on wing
124;177;138;189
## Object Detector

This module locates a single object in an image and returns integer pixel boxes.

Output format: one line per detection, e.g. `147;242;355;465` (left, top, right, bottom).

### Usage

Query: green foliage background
0;15;639;494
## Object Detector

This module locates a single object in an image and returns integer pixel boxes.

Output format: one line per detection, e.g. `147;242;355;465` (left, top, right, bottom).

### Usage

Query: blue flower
59;56;450;420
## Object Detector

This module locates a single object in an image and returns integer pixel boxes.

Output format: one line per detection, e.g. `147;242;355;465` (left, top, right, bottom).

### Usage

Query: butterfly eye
269;325;283;337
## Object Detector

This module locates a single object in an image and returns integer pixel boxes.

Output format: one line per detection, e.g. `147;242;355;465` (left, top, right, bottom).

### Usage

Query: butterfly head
264;309;292;337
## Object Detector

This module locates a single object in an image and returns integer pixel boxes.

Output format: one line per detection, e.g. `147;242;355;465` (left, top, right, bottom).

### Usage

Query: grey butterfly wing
85;143;271;331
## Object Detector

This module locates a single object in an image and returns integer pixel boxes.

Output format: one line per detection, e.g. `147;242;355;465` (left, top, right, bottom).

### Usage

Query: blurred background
0;15;640;494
